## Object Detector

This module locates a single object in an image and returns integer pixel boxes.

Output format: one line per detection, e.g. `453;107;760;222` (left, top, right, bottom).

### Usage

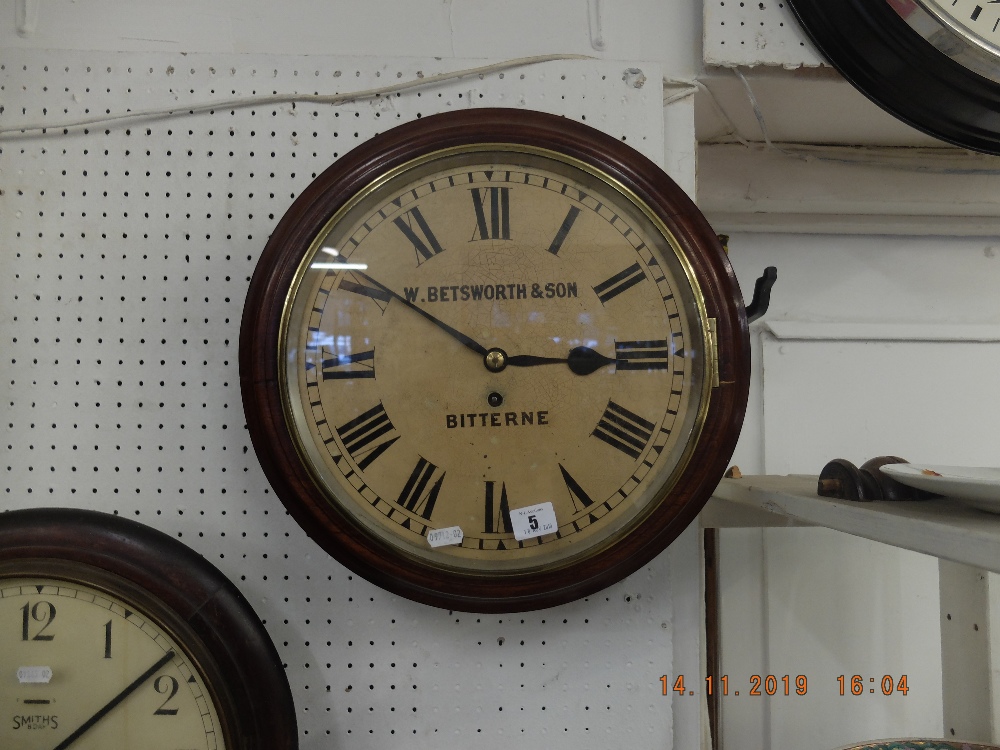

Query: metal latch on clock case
710;266;777;388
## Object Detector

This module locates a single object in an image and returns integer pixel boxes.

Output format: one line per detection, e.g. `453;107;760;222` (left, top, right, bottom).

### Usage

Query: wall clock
788;0;1000;154
240;108;751;612
0;507;297;750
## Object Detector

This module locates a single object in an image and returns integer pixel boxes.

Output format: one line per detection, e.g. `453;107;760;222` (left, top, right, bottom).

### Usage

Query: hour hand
353;272;489;357
506;346;614;376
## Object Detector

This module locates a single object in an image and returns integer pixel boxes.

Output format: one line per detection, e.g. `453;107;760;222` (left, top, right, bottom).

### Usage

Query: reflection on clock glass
281;147;711;573
919;0;1000;54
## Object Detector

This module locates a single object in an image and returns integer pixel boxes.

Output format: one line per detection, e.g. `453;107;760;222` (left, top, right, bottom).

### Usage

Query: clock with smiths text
0;507;297;750
240;109;752;612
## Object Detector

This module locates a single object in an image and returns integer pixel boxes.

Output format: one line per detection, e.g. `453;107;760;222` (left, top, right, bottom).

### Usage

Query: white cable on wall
0;54;593;137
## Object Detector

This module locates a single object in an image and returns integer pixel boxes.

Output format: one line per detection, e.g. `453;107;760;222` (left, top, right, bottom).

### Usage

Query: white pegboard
703;0;825;68
0;50;690;749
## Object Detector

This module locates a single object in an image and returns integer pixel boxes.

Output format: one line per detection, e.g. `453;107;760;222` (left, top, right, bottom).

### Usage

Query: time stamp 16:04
660;674;911;697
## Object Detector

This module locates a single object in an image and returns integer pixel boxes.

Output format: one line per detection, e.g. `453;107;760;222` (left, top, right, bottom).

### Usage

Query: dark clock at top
789;0;1000;154
240;108;751;612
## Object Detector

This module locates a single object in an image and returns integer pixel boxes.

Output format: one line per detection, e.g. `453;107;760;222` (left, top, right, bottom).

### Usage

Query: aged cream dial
1;574;225;750
283;150;706;572
0;508;298;750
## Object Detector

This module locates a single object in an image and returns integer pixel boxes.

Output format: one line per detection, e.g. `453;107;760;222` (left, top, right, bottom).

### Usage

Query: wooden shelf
702;475;1000;575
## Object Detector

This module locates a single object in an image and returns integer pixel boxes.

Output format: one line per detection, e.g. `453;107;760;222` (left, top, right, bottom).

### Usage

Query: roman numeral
614;339;670;371
547;206;581;255
470;187;511;241
397;458;445;521
338;272;392;312
484;480;513;534
394;207;445;265
592;400;656;460
593;262;646;304
336;402;399;470
559;464;595;513
309;348;376;380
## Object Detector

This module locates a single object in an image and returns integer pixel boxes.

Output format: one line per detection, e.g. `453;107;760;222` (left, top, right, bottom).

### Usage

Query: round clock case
240;108;750;612
788;0;1000;154
0;507;297;750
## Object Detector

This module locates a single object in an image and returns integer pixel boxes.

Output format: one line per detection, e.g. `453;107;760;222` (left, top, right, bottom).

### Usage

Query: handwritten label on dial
511;502;558;541
17;666;53;684
427;526;464;548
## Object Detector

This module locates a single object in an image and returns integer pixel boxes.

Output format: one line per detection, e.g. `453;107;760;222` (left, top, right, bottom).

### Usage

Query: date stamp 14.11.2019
660;674;910;697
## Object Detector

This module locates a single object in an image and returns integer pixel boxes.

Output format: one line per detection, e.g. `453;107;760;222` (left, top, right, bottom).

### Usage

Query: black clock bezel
788;0;1000;154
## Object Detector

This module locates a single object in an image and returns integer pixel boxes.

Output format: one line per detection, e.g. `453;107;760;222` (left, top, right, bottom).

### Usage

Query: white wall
1;0;701;72
720;230;1000;749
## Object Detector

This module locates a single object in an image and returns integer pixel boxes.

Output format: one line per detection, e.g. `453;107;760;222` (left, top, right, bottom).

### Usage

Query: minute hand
354;272;488;357
52;650;175;750
507;346;615;376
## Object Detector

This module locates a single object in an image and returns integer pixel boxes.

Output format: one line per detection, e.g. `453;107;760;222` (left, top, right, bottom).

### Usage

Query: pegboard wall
0;50;689;749
703;0;825;68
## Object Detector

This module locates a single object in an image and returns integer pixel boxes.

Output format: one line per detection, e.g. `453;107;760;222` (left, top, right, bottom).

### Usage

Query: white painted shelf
702;475;1000;575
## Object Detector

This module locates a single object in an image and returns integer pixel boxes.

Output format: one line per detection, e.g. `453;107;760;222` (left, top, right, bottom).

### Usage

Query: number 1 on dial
547;206;581;256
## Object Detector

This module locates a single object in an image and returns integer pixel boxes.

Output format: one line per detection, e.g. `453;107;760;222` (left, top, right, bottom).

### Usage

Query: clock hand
51;650;175;750
507;346;615;376
354;271;489;357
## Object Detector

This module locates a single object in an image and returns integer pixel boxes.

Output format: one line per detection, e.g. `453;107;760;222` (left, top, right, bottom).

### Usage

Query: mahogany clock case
240;108;751;613
0;506;298;750
788;0;1000;154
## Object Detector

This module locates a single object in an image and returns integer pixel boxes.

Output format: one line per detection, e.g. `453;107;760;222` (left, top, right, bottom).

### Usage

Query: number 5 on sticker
510;502;558;541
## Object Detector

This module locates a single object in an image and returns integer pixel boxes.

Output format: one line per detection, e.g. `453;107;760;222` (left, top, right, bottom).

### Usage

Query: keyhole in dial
487;392;504;408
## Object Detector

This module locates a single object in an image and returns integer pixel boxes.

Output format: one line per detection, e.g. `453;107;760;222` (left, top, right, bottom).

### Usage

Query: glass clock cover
241;109;750;612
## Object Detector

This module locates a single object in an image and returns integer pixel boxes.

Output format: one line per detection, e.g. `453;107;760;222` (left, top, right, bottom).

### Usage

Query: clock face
788;0;1000;154
282;148;708;573
0;508;298;750
0;571;226;750
241;109;750;611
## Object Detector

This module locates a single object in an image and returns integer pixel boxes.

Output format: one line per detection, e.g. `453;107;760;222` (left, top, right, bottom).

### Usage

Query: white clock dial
893;0;1000;82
